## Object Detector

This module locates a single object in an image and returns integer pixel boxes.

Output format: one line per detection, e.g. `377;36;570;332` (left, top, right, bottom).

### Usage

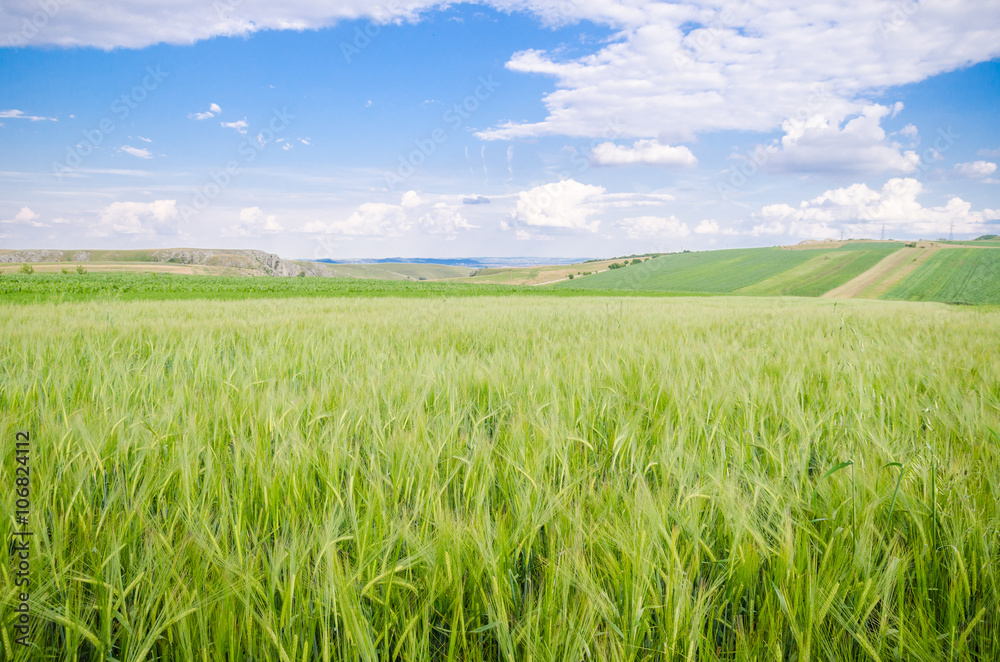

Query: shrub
19;263;34;274
76;264;88;274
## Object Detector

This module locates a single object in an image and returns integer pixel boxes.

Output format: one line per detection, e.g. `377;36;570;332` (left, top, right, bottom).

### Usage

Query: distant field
0;261;247;276
737;245;901;297
314;262;475;280
884;247;1000;304
450;259;628;286
555;246;908;294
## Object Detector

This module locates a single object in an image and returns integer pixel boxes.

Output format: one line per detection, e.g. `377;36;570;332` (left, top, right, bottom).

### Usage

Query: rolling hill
554;240;1000;304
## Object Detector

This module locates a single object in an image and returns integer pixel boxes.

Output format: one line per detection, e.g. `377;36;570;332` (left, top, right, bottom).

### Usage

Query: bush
76;264;88;274
19;263;34;274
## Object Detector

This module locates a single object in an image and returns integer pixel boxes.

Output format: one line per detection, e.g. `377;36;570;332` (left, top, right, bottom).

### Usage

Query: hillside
553;240;1000;304
553;244;905;294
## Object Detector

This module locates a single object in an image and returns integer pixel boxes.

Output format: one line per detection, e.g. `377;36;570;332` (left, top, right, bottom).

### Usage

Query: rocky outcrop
0;247;327;277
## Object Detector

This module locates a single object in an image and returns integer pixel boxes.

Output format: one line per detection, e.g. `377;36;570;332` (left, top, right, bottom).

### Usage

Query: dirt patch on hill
822;246;938;299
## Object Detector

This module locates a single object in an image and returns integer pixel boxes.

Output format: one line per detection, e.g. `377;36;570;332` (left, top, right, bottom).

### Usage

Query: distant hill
554;240;1000;304
313;256;590;268
0;248;313;277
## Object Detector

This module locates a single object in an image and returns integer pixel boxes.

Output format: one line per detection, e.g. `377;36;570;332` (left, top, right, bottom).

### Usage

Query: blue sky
1;1;999;259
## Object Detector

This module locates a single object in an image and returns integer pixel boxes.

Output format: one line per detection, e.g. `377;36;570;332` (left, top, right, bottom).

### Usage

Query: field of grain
738;246;901;297
2;290;998;661
554;248;818;293
884;248;1000;304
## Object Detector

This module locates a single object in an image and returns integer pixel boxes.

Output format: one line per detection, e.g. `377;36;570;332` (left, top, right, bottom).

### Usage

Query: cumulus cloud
119;145;153;159
478;2;1000;142
590;139;697;168
3;2;998;147
1;207;46;227
954;161;997;178
693;219;739;235
418;203;476;236
305;190;475;238
503;179;677;238
98;200;179;235
222;207;283;237
189;102;222;120
760;104;920;175
750;178;1000;238
615;215;690;239
510;179;606;232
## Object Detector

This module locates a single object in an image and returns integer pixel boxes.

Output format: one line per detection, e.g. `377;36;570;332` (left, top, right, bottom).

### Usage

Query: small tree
19;263;34;274
76;264;87;274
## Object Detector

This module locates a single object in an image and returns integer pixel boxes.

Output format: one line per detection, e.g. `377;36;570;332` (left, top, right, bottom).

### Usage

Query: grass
883;248;1000;304
737;245;901;297
1;295;998;660
0;272;675;304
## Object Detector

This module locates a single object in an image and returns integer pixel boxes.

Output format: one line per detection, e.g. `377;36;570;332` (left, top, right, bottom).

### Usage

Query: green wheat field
2;292;998;660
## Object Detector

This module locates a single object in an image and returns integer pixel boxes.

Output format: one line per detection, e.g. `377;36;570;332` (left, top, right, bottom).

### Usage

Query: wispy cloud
0;109;57;122
119;145;153;159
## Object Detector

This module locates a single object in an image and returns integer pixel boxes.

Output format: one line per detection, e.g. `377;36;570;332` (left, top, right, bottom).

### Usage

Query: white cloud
98;200;179;235
954;161;997;178
3;3;998;144
750;178;998;237
693;219;738;235
418;203;476;236
222;206;283;237
511;179;606;232
221;119;248;135
477;2;1000;141
760;104;920;175
306;191;477;238
188;103;221;120
400;190;422;208
504;179;677;237
119;145;153;159
0;109;56;122
1;207;46;227
590;139;697;168
615;215;690;239
335;203;410;237
136;136;153;143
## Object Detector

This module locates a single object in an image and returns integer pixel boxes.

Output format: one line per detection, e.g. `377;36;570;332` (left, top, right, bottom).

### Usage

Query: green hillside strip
884;248;1000;304
738;245;902;297
554;247;817;293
